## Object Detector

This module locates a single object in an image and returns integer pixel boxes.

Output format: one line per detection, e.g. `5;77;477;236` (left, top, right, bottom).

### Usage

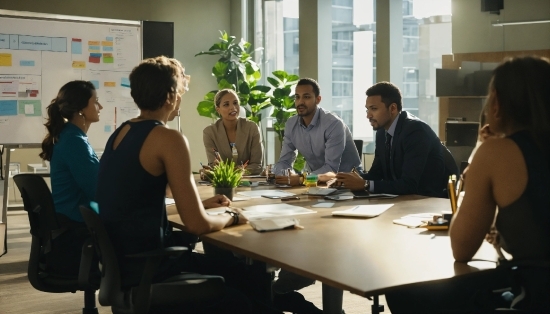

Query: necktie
385;132;392;179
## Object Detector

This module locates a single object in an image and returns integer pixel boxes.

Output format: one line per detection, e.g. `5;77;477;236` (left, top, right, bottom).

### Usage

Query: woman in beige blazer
203;89;264;175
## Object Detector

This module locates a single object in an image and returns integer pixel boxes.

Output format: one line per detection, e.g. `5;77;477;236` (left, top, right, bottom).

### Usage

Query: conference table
168;179;497;314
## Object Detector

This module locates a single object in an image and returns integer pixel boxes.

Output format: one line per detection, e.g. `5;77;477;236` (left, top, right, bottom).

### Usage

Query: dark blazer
361;111;447;198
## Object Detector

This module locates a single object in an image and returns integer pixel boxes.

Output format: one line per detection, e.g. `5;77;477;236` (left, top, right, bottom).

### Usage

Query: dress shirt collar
386;112;400;137
299;107;321;129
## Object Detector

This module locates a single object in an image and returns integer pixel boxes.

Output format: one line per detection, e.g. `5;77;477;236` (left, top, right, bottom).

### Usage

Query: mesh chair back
13;174;75;292
354;139;363;156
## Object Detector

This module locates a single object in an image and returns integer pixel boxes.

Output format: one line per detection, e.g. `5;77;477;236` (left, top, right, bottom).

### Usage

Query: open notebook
332;204;393;218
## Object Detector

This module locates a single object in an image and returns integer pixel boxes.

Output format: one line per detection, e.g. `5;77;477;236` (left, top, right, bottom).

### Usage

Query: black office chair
442;144;460;179
79;205;226;314
13;174;99;314
353;139;363;156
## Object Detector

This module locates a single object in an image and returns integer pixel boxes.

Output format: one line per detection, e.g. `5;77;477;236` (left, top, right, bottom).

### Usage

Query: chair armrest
128;246;189;312
125;246;188;259
78;237;99;289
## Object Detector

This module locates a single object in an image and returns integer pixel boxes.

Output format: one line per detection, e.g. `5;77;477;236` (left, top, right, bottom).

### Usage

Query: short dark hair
296;78;321;97
366;81;402;111
129;56;188;111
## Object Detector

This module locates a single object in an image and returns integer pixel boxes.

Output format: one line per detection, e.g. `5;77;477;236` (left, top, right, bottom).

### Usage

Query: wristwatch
364;179;370;191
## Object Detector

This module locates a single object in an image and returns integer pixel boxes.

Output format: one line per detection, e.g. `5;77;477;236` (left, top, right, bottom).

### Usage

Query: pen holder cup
442;211;454;225
304;174;318;187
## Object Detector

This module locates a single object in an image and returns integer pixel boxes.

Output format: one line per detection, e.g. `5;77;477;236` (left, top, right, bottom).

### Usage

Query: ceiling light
492;19;550;26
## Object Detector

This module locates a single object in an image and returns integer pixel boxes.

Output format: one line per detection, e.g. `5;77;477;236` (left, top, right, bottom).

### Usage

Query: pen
212;148;221;161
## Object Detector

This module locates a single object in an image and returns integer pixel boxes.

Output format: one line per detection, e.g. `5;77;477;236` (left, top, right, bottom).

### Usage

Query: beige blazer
203;118;264;175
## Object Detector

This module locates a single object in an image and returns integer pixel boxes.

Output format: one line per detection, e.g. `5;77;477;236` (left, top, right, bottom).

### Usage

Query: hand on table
317;172;336;183
334;171;366;191
203;194;231;209
229;207;249;225
275;174;301;186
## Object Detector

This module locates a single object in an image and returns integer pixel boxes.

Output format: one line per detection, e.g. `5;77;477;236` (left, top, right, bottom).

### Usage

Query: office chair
442;144;460;179
353;139;363;156
79;206;226;314
13;174;99;314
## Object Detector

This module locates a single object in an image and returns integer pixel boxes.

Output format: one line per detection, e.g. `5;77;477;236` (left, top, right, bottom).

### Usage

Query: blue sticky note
20;60;35;66
90;80;100;89
0;100;18;116
89;45;100;51
106;37;113;41
120;77;130;88
71;41;82;54
102;46;113;51
104;125;112;132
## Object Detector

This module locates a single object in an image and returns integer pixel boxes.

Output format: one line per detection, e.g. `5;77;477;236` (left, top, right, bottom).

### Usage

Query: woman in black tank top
386;56;550;313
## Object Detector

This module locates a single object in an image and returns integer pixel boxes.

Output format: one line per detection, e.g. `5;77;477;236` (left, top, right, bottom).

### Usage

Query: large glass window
329;0;375;143
405;0;452;132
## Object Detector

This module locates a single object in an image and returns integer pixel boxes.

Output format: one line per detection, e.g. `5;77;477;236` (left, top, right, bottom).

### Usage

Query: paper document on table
165;198;175;205
303;187;337;196
332;204;393;217
242;204;316;220
392;213;439;228
237;190;295;198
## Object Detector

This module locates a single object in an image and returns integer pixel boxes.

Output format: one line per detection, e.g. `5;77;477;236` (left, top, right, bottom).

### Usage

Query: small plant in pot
207;160;243;201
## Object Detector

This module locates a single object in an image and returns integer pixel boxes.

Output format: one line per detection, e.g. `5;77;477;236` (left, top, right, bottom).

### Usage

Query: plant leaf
197;100;215;118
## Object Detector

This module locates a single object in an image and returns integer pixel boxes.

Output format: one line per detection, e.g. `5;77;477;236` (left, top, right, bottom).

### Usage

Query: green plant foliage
207;160;243;188
265;70;306;172
195;31;271;124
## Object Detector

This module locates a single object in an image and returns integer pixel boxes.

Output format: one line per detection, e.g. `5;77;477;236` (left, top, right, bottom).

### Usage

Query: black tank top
97;119;169;286
496;131;550;260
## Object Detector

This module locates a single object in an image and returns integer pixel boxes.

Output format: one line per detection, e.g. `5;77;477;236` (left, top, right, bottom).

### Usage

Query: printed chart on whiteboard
0;14;141;150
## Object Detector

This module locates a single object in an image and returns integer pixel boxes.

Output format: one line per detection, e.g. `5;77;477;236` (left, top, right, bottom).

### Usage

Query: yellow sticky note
72;61;86;69
88;41;100;46
104;82;116;87
0;53;12;66
101;41;113;46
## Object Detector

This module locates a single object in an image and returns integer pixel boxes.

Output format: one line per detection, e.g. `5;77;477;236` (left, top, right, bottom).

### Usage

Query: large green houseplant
207;160;243;200
195;31;271;124
266;70;305;172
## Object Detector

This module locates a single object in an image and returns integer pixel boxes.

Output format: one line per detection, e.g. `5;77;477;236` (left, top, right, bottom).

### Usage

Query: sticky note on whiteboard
72;61;86;69
24;104;34;114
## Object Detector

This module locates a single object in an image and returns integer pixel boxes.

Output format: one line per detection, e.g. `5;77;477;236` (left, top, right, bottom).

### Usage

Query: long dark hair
490;56;550;158
40;81;95;161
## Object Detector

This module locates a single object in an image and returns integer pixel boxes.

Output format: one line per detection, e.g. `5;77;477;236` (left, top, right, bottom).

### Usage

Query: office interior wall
452;0;550;53
0;0;231;172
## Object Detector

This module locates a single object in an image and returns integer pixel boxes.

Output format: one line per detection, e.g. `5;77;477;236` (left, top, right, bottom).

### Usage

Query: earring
78;112;83;116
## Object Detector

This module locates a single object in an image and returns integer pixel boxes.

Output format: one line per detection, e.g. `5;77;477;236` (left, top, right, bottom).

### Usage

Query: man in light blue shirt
273;78;362;185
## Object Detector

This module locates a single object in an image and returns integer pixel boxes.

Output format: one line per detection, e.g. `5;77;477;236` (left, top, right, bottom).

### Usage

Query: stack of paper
332;204;393;217
237;190;295;198
392;213;438;227
242;204;316;220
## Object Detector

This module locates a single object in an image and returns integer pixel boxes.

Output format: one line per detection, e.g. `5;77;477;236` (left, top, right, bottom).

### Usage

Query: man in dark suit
335;82;447;197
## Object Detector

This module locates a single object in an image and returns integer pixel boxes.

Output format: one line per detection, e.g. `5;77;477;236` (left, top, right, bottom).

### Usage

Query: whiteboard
0;11;141;150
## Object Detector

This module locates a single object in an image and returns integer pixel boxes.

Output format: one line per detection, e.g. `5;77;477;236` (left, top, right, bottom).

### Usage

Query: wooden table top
168;181;497;298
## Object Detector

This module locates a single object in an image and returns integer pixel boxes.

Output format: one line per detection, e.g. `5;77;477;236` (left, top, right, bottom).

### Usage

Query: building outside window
263;0;451;155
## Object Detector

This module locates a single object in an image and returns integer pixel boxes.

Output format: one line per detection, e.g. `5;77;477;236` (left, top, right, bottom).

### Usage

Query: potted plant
266;70;306;172
195;31;271;124
207;159;243;200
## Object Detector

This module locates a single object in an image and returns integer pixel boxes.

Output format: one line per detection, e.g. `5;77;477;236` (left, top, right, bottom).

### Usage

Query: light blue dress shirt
274;107;362;175
50;122;99;222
